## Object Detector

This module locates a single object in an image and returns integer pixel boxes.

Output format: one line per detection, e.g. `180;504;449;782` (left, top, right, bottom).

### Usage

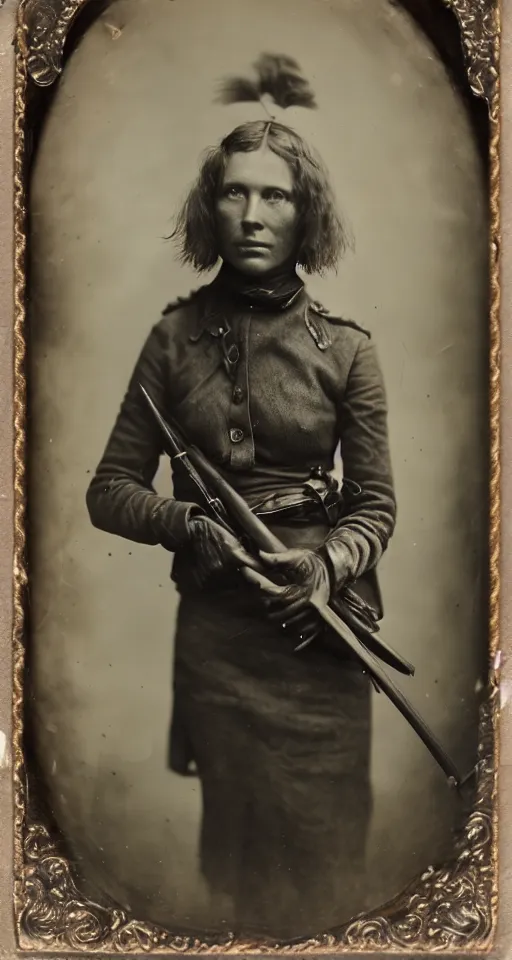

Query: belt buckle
303;479;341;525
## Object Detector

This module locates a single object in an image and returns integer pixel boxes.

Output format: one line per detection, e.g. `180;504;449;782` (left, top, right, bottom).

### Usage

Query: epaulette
305;301;371;351
327;316;372;339
161;290;199;316
309;301;371;339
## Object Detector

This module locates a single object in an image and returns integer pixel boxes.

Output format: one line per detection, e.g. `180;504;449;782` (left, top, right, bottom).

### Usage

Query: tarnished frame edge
9;0;502;953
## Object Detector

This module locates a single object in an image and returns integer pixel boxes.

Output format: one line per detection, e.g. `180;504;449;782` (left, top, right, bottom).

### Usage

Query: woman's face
215;149;300;276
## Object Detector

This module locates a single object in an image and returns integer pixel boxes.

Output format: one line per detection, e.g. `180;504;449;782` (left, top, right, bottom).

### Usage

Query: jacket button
230;427;244;443
232;386;244;404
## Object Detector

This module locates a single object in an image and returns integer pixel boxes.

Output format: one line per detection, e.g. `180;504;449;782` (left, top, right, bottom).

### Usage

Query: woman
86;119;396;937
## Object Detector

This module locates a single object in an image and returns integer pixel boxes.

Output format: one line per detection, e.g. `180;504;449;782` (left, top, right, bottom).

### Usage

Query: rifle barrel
313;602;461;784
140;385;182;457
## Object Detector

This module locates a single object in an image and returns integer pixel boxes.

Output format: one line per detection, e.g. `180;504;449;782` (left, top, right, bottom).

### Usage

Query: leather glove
187;515;259;586
242;548;332;648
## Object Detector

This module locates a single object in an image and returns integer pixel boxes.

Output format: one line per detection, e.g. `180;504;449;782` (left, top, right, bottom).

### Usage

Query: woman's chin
226;255;285;277
232;260;273;276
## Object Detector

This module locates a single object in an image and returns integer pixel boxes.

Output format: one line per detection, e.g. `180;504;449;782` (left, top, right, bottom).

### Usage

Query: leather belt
252;467;361;526
251;472;358;526
254;497;340;525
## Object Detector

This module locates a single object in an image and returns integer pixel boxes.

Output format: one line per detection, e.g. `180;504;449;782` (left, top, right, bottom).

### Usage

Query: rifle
139;383;473;791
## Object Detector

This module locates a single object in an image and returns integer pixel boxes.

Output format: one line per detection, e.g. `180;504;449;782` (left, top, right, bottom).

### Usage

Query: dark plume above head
215;53;318;115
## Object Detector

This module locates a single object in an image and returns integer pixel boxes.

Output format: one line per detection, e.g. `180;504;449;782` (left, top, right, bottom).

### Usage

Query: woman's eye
224;186;244;200
265;190;286;203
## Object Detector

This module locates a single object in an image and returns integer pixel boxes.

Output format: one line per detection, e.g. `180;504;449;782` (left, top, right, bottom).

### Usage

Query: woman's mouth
236;241;272;254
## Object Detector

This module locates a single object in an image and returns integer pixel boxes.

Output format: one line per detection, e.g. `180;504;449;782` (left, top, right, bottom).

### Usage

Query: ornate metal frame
11;0;501;952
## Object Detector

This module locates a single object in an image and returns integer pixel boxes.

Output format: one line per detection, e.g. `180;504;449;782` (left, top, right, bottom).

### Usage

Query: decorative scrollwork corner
18;0;90;87
443;0;500;109
340;694;497;951
19;824;177;951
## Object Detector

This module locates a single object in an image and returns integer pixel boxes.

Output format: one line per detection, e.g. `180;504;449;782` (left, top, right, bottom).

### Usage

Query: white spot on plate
0;731;9;769
500;681;512;710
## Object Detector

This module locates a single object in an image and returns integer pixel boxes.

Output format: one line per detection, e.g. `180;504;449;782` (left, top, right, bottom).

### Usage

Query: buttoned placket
227;311;255;470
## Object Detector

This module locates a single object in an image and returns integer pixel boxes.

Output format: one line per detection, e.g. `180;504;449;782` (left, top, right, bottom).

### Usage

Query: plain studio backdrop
28;0;489;934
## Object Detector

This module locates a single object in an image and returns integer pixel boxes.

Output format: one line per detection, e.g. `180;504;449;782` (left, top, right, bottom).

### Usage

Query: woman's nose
242;193;263;229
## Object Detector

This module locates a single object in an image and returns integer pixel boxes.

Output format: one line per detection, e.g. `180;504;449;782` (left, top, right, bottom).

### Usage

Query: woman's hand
187;515;261;585
242;548;332;648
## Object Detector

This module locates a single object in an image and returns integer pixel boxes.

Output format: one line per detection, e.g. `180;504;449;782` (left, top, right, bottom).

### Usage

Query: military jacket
86;278;397;596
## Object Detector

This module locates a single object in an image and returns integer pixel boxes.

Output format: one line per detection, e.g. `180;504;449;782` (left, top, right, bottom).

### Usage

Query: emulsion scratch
104;22;123;40
34;605;52;631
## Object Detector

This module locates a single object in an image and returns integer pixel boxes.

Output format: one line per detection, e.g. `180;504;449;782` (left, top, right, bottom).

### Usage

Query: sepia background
27;0;489;934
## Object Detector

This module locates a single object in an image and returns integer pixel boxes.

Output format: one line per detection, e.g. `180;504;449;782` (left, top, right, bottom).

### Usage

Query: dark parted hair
171;120;351;275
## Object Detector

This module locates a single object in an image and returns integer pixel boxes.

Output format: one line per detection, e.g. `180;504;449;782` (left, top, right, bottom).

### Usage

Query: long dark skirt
169;577;373;939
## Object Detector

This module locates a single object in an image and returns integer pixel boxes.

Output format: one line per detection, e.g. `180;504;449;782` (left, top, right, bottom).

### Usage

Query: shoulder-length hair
171;120;351;275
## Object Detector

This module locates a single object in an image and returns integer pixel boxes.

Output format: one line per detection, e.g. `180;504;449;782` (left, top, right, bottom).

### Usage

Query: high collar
212;261;305;312
186;273;337;353
187;264;308;343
